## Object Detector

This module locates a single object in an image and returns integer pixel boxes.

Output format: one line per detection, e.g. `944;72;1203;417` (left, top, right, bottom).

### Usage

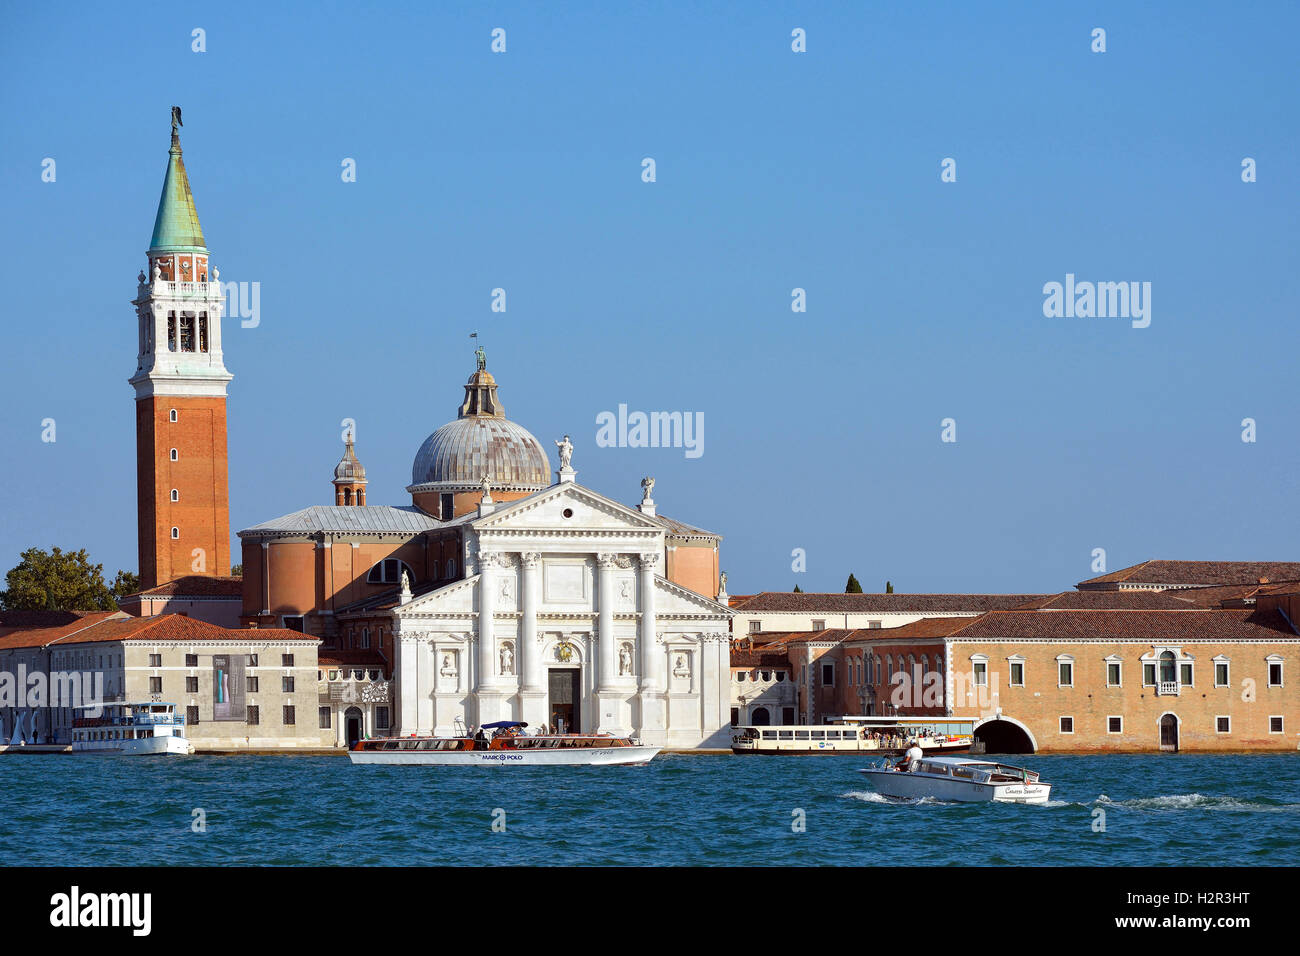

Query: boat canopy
481;720;528;729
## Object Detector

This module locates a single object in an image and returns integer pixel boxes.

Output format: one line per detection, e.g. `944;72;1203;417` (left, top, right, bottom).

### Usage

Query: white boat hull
349;745;661;767
858;768;1051;804
71;735;193;757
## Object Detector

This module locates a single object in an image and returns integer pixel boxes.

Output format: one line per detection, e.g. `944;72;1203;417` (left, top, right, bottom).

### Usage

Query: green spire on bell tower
148;106;206;253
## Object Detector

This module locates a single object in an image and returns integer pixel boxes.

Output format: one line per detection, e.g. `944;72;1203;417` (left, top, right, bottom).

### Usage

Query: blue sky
1;1;1297;595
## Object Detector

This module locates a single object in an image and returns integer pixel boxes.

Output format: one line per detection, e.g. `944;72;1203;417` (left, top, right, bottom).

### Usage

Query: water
2;753;1297;866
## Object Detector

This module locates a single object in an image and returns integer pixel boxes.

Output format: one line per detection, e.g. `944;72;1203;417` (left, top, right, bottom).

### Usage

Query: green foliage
230;564;244;578
1;547;123;611
886;580;894;594
845;573;863;594
793;584;803;593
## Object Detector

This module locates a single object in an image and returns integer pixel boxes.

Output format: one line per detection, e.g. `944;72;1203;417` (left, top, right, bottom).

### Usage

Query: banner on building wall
212;655;246;721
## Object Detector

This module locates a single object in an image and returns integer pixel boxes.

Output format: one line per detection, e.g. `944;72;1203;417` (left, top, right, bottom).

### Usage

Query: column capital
596;552;620;570
520;551;541;569
638;552;661;570
477;550;506;569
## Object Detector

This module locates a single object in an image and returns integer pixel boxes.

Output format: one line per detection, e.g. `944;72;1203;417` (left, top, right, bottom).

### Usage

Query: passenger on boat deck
897;740;924;772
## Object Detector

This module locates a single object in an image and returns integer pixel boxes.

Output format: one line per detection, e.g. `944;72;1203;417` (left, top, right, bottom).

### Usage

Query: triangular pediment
655;575;735;617
393;575;480;616
472;482;665;534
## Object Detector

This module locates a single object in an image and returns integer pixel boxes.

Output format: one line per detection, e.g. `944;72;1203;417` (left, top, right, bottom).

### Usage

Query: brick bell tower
129;107;233;589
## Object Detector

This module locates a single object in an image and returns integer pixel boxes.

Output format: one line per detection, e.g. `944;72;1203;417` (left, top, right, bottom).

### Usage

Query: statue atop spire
170;105;183;134
475;344;487;371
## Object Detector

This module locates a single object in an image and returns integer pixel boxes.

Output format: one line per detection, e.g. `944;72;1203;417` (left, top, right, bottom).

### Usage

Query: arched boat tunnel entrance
973;717;1036;755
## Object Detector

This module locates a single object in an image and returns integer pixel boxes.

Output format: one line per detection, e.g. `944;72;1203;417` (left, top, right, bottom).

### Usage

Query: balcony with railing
1156;681;1180;697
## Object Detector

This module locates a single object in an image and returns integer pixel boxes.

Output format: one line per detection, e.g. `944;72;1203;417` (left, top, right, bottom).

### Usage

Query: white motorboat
349;721;660;767
70;702;195;756
857;755;1051;804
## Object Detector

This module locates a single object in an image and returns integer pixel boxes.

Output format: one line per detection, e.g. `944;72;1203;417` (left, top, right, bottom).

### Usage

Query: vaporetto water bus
69;702;194;756
858;755;1052;804
349;721;660;766
731;717;974;755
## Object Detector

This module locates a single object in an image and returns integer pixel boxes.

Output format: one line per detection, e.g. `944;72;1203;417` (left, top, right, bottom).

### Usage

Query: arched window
1159;650;1176;684
169;408;178;423
170;489;179;502
170;527;179;539
170;448;178;461
367;559;414;586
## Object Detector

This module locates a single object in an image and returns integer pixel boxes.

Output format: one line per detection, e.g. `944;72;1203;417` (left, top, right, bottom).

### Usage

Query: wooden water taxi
858;755;1051;804
348;721;660;766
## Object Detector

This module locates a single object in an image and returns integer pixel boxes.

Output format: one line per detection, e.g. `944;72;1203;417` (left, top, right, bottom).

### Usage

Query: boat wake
1094;793;1300;813
842;790;951;806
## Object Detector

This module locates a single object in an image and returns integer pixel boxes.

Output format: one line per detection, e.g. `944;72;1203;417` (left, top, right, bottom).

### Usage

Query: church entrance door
548;668;580;734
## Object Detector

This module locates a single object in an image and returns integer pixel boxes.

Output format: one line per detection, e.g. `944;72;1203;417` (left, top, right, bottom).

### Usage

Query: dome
407;364;551;493
333;437;366;482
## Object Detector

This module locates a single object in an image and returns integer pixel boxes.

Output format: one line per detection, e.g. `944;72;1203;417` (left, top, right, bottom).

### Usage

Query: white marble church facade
389;477;734;749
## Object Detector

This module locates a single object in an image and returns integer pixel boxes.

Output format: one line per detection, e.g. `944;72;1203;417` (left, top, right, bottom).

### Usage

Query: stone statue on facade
619;642;634;676
475;344;487;370
500;643;515;676
641;476;655;502
440;653;457;677
555;434;573;470
674;653;690;678
479;474;493;502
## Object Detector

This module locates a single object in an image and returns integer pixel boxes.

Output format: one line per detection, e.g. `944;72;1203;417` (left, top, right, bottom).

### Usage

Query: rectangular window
973;662;987;686
821;663;834;686
198;313;209;352
149;676;162;694
282;654;295;667
1179;663;1193;686
178;311;195;351
1059;716;1074;734
247;676;259;692
1107;662;1122;686
1270;716;1284;734
247;654;258;667
868;621;881;629
282;676;295;693
1009;662;1024;686
730;708;739;726
811;619;825;631
1216;716;1231;734
186;705;199;725
377;707;390;729
1214;662;1229;687
247;706;259;726
748;621;761;633
283;706;296;726
185;654;198;667
167;311;177;351
440;493;454;519
1143;663;1156;686
185;676;198;693
149;654;162;667
1058;662;1073;686
319;707;332;729
1268;662;1283;687
1107;716;1123;734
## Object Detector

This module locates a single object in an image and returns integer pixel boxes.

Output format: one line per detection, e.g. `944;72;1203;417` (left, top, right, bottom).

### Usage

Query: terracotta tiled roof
949;608;1297;642
844;617;974;640
125;575;243;599
730;647;792;668
0;613;316;650
0;609;111;630
1013;591;1197;610
1077;560;1300;589
733;592;1046;613
727;595;755;608
319;649;388;667
0;611;126;648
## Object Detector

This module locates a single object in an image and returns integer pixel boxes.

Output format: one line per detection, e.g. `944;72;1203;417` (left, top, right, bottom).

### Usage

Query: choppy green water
2;753;1297;866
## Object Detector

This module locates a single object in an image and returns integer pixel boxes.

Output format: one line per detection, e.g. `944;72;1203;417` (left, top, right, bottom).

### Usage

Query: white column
416;636;434;736
397;633;418;736
477;552;497;687
636;552;665;745
596;553;617;693
520;553;541;691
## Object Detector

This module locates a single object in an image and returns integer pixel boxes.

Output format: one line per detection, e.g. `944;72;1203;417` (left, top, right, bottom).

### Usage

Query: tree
111;570;140;602
230;564;243;578
886;580;894;594
1;547;121;611
793;584;803;593
845;573;863;594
